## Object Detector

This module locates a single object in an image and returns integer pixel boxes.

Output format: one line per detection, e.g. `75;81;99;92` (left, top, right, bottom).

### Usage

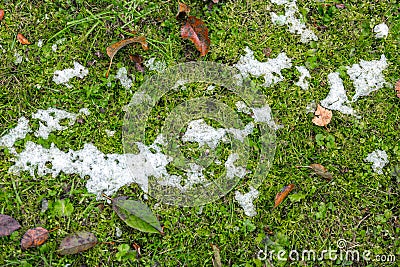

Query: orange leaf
309;163;333;180
274;184;295;208
105;36;148;77
312;104;332;127
21;227;49;250
0;9;4;21
181;16;210;57
17;33;31;45
176;2;190;19
395;79;400;98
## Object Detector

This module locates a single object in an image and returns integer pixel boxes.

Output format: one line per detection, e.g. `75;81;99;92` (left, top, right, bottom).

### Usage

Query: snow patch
225;153;249;179
53;61;88;88
235;187;259;217
235;101;252;115
295;66;311;90
14;52;23;64
305;101;316;113
270;0;318;43
115;67;133;89
0;117;31;152
364;149;388;174
251;105;283;130
347;55;388;102
235;47;292;87
373;23;389;39
144;57;166;72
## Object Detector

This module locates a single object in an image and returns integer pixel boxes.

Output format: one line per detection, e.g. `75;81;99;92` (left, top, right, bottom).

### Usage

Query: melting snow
347;55;388;102
0;117;30;153
144;57;166;72
320;72;358;117
225;153;249;179
53;61;88;88
251;105;283;130
270;0;318;43
115;67;133;89
105;130;115;137
235;101;252;115
51;44;57;52
305;101;316;113
373;23;389;39
14;52;23;64
235;47;292;87
364;149;388;174
295;66;311;90
37;39;43;48
235;186;259;217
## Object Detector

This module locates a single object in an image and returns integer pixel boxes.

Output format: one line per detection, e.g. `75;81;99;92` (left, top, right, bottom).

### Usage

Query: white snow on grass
37;39;43;48
235;186;259;217
0;117;30;152
235;101;252;115
295;66;310;90
105;129;115;137
182;119;254;149
115;67;133;90
225;153;249;179
347;54;388;102
320;72;358;117
51;44;57;52
373;23;389;39
270;0;318;43
364;149;388;174
53;61;88;88
144;57;166;72
14;52;23;64
251;105;283;130
235;47;292;87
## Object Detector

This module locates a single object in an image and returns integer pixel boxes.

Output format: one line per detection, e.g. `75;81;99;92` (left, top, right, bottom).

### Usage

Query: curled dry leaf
0;214;21;237
176;2;190;19
274;184;295;208
17;33;31;45
132;242;141;257
312;104;332;127
129;54;145;73
105;36;148;77
58;231;97;255
181;16;210;57
0;9;4;21
21;227;49;250
309;163;333;180
395;79;400;98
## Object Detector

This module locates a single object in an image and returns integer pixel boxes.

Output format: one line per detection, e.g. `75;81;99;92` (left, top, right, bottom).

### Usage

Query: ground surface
0;0;399;266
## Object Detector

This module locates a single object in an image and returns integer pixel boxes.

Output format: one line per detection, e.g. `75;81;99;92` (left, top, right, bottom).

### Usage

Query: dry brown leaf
0;214;21;237
133;242;141;257
211;244;222;267
129;54;145;73
21;227;49;250
274;184;295;208
309;163;333;181
0;9;4;21
105;36;148;77
17;33;31;45
312;104;332;127
58;231;97;255
395;79;400;98
176;2;190;19
181;16;210;57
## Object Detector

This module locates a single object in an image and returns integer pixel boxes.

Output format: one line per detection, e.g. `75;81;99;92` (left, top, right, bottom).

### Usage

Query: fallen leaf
105;36;148;77
310;163;333;180
132;242;141;257
129;54;145;73
263;47;272;57
176;2;190;19
181;16;210;57
17;33;31;45
58;231;97;255
0;9;4;21
112;197;163;234
312;104;332;127
21;227;49;250
395;79;400;98
211;244;222;267
274;184;295;208
0;214;21;237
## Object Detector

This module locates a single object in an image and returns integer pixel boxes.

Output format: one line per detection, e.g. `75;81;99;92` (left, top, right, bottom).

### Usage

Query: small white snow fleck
115;227;122;238
251;105;283;130
347;55;388;102
364;149;388;174
373;23;389;39
14;52;23;64
207;85;215;91
235;186;259;217
53;61;88;88
235;101;251;115
0;117;31;151
78;108;90;116
144;57;166;72
320;72;358;117
115;67;133;89
32;108;79;139
51;44;57;52
295;66;311;90
37;39;43;48
235;47;292;87
305;101;316;113
105;129;115;137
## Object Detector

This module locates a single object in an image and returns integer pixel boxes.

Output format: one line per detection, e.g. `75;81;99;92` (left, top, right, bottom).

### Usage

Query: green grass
0;0;399;266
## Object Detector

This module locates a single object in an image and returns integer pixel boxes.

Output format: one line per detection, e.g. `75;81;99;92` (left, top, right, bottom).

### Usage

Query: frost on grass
373;23;389;39
251;105;283;130
270;0;318;43
320;72;358;117
14;52;23;64
295;66;310;90
235;186;259;217
53;61;88;88
115;67;133;90
364;149;388;174
32;108;84;139
144;57;166;72
235;47;292;87
347;55;388;102
0;117;30;152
